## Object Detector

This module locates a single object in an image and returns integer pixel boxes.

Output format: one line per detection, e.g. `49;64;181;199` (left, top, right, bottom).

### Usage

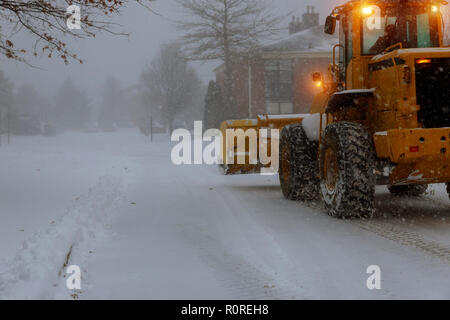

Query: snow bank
0;175;125;299
302;114;326;141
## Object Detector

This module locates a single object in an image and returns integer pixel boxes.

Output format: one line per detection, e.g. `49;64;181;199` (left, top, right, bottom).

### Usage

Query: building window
264;60;293;114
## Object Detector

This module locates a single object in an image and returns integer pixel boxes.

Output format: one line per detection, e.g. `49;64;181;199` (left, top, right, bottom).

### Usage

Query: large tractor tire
279;124;319;201
319;122;376;219
445;183;450;199
388;184;428;197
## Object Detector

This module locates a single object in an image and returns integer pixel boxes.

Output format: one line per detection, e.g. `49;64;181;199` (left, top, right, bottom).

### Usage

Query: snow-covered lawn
1;130;450;299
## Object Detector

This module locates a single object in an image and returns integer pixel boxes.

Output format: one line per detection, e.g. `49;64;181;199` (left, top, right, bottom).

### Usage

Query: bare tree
176;0;284;118
141;42;202;133
0;0;154;64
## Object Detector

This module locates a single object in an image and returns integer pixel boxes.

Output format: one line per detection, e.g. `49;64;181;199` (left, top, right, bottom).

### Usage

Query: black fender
325;89;375;113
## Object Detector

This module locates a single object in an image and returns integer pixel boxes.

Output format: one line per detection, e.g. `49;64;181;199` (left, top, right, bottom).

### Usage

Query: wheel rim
323;147;338;193
280;143;290;184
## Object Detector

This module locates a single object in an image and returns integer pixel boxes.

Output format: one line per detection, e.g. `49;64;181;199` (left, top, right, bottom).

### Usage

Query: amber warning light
312;72;324;88
416;58;432;64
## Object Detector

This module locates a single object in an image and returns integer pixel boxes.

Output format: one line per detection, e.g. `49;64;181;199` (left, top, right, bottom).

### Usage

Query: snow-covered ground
1;130;450;299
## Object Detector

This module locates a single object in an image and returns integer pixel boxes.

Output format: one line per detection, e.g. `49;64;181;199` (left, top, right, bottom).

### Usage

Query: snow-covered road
1;130;450;299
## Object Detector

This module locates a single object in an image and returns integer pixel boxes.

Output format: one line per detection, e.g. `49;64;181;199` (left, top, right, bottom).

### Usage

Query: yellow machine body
221;0;450;186
220;115;306;174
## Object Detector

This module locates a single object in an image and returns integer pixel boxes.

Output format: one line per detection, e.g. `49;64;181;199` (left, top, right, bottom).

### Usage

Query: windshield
362;5;439;55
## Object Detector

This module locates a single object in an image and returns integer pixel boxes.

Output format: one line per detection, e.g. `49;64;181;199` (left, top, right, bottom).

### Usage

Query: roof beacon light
362;6;374;15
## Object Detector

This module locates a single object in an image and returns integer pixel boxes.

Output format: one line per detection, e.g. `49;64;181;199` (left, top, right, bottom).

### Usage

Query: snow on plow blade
219;114;306;175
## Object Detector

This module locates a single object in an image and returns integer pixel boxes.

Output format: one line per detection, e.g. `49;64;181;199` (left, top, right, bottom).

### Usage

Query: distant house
214;7;338;118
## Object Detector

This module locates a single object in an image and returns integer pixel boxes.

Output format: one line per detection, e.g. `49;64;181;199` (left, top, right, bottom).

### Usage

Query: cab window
362;6;396;55
362;5;439;55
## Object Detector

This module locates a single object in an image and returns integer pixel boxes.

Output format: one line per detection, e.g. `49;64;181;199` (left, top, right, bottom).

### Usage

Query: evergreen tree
0;70;14;134
203;81;224;130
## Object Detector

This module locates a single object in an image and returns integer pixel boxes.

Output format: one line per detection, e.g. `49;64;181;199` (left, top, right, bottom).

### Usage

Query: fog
0;0;448;134
1;0;338;99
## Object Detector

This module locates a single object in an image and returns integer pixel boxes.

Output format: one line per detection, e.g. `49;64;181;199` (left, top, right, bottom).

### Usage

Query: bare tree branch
175;0;285;118
0;0;155;64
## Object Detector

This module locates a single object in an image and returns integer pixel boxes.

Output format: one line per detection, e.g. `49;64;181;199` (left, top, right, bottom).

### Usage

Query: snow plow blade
219;114;306;175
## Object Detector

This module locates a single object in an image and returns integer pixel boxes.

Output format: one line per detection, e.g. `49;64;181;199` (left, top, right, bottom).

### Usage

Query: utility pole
7;104;10;144
150;115;153;143
0;108;3;147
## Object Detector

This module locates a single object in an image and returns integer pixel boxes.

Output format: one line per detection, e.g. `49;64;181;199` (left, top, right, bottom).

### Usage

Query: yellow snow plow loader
221;0;450;218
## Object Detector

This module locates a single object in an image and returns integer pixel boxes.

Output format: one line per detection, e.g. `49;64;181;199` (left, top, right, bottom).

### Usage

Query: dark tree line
203;81;224;130
0;69;135;136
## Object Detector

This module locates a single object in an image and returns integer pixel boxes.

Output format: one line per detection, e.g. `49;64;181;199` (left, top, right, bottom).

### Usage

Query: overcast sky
0;0;343;100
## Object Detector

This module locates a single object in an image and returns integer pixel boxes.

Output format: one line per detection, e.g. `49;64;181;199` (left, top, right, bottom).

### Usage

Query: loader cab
325;0;445;90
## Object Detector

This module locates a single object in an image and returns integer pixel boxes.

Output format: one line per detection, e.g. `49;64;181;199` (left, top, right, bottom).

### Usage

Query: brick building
215;8;338;118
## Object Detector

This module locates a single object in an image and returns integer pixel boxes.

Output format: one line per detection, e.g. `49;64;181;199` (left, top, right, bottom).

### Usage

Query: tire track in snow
298;191;450;265
177;165;450;298
351;188;450;265
352;219;450;264
181;224;299;300
172;167;302;300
